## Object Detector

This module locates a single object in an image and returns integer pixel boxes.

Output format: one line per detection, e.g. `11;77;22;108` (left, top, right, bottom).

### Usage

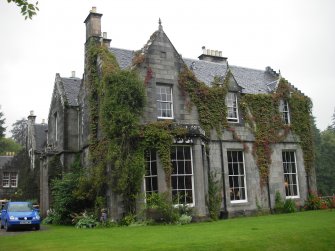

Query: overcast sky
0;0;334;136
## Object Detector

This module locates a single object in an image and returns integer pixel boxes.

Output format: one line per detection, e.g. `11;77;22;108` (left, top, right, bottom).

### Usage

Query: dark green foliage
146;192;180;224
51;172;91;224
83;42;147;215
10;118;28;146
206;172;222;220
0;137;22;155
316;129;335;195
241;79;315;184
178;68;228;136
0;109;5;138
274;191;284;214
74;212;98;229
17;151;39;201
283;199;296;213
50;156;93;224
6;0;39;19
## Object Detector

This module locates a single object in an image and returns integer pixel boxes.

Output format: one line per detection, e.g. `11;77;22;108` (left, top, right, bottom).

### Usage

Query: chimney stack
198;46;227;63
84;7;103;42
28;110;36;125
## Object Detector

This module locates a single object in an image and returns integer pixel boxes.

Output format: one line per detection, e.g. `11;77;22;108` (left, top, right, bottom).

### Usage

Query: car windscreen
8;203;33;212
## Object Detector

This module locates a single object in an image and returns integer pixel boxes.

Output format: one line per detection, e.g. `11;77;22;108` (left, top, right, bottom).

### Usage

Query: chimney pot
42;119;45;124
103;32;107;38
91;7;97;13
30;110;34;116
71;71;76;78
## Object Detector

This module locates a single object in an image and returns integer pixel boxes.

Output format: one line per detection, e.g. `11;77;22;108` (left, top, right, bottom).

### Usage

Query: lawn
1;210;334;251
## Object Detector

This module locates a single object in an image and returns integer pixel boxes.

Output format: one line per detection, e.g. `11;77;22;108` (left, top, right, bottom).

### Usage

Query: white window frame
144;150;158;196
2;172;18;188
280;100;290;125
10;172;18;188
156;85;174;119
171;145;194;206
227;150;247;203
282;151;300;198
226;92;239;123
2;172;10;187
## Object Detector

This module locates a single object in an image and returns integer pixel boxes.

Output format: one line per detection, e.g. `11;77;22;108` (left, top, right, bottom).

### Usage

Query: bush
304;192;322;210
206;172;222;221
178;214;192;225
74;212;98;229
283;199;296;213
274;191;284;213
119;214;136;226
146;192;179;224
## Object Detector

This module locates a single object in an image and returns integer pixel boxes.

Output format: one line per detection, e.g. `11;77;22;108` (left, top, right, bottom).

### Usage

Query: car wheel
35;225;40;230
4;221;11;232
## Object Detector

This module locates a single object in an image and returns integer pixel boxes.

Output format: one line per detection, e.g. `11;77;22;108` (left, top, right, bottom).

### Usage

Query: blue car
0;201;41;231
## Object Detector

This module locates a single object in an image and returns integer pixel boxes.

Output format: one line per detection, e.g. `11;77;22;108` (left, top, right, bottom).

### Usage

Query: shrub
304;192;322;210
119;214;136;226
146;192;179;224
178;214;192;225
206;172;222;220
74;212;98;229
327;196;335;208
283;199;296;213
274;191;284;213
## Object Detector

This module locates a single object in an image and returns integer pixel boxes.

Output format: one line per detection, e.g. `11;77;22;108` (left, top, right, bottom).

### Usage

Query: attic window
279;100;290;125
160;51;166;58
226;92;239;123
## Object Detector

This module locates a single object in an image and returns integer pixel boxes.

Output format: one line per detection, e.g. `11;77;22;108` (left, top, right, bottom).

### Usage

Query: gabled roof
109;46;279;94
33;123;48;151
59;77;82;106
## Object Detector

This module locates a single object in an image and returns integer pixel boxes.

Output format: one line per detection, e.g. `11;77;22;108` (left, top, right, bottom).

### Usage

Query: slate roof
33;123;48;151
0;156;13;169
60;77;82;106
109;47;279;94
110;48;135;69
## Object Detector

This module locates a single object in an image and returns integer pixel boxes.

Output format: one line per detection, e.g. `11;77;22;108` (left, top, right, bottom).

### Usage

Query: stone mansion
30;8;316;219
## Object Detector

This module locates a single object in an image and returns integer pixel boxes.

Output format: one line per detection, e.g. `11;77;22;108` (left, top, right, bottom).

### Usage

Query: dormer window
156;84;173;119
280;100;290;125
226;92;239;123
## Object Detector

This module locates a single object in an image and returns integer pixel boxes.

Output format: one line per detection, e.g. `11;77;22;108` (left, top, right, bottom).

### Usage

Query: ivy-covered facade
38;8;316;219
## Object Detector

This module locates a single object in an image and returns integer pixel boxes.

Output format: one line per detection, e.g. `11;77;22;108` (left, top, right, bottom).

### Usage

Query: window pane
282;151;299;197
157;85;173;118
227;150;247;202
171;146;193;204
144;150;158;195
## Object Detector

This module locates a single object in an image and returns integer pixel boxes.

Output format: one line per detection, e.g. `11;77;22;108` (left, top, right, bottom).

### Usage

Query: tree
11;118;28;147
6;0;39;20
0;107;6;138
316;129;335;195
330;108;335;131
0;137;22;155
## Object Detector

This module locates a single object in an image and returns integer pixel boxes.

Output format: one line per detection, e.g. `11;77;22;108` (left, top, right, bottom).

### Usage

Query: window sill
230;200;248;204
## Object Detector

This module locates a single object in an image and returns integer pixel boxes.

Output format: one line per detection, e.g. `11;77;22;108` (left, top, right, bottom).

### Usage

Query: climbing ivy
82;40;147;213
178;67;229;136
241;78;314;183
141;121;187;186
82;41;188;214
